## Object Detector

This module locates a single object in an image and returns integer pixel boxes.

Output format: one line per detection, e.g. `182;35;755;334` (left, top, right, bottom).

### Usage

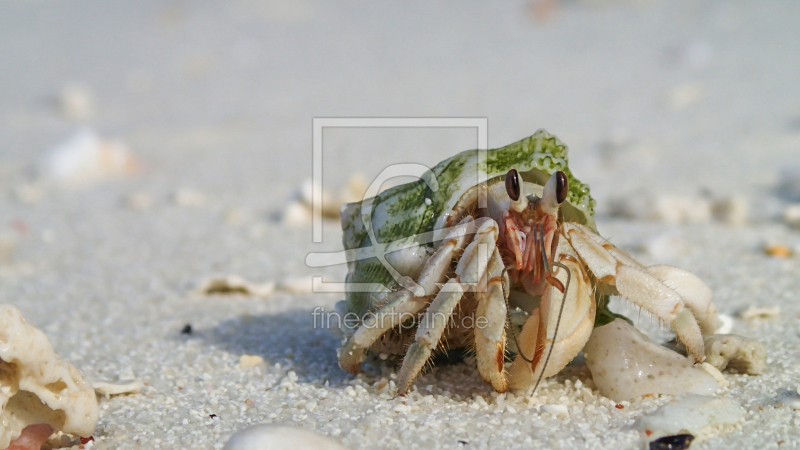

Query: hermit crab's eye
505;169;520;201
555;171;568;204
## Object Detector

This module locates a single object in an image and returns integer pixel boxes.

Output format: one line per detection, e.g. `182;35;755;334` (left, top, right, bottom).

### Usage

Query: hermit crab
335;130;718;395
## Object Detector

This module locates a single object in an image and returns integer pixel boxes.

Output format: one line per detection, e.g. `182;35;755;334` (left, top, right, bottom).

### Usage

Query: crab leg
507;242;595;391
337;217;478;373
563;223;708;362
396;219;500;395
473;248;508;392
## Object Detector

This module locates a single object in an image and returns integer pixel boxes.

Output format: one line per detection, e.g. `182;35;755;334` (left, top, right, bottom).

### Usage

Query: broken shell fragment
0;304;99;448
196;275;276;297
703;334;766;375
285;174;370;225
584;319;719;402
87;377;143;396
636;393;744;443
737;305;780;320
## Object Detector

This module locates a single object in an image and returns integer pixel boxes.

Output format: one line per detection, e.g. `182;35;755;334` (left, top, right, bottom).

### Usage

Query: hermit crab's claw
541;171;568;215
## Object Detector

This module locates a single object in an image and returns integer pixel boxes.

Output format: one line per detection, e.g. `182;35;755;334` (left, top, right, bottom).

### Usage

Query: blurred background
1;0;798;341
1;1;799;447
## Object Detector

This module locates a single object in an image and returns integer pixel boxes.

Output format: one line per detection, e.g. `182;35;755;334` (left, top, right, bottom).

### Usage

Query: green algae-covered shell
340;130;596;317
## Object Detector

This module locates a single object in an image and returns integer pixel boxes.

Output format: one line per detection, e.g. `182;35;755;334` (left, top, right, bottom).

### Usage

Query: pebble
222;424;348;450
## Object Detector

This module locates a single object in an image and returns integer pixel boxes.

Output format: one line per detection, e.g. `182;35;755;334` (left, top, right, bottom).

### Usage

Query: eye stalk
505;169;521;201
541;171;568;214
555;171;568;204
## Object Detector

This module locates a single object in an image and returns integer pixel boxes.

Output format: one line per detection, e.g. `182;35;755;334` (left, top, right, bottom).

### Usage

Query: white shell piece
716;314;734;334
584;319;719;402
88;378;143;396
223;424;348;450
700;363;728;388
635;393;745;442
0;304;99;448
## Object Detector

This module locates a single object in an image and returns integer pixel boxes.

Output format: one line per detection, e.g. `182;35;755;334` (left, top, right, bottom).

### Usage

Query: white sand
1;1;799;448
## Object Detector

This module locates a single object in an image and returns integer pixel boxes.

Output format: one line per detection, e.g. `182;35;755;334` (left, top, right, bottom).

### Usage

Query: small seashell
223;424;347;450
43;130;138;187
584;319;719;402
636;393;744;443
196;275;276;298
737;305;780;320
